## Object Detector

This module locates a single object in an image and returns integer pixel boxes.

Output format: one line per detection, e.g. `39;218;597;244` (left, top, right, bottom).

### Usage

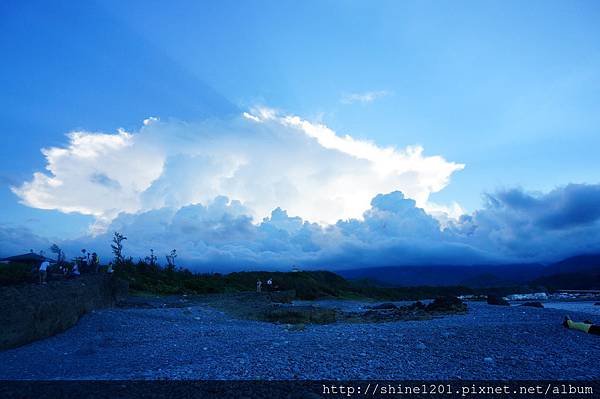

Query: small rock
484;357;494;363
286;323;305;332
369;303;398;310
416;342;427;350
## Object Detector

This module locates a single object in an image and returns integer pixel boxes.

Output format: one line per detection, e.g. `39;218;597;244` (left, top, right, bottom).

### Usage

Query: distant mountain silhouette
532;254;600;290
538;254;600;276
338;264;545;288
338;254;600;289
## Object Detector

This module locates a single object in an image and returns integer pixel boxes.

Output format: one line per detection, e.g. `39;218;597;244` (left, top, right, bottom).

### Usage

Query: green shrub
0;263;35;285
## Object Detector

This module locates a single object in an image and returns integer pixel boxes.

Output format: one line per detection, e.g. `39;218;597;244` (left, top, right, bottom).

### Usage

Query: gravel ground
292;299;424;312
0;301;599;380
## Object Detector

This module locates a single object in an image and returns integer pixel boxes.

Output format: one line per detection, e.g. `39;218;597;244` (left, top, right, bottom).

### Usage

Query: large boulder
487;295;510;306
426;296;467;312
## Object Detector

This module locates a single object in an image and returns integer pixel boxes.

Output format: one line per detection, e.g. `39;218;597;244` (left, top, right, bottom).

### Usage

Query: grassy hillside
0;259;554;299
113;260;529;300
0;263;35;286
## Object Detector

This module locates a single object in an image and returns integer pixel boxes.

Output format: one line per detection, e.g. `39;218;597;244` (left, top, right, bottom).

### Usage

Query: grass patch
0;263;36;286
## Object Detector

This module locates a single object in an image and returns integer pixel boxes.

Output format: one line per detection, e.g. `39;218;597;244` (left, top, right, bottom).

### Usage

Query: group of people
78;252;101;273
38;251;113;284
256;278;274;292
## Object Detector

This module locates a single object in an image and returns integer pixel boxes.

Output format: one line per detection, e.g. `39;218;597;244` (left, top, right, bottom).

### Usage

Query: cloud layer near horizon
3;185;600;269
7;111;600;269
12;109;464;233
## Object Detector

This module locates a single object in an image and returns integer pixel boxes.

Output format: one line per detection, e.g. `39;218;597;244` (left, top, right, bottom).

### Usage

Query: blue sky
1;1;600;266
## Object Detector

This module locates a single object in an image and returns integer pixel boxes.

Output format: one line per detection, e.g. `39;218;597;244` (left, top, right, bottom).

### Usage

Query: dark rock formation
487;295;510;306
521;301;544;308
0;275;128;350
426;296;467;312
343;297;466;323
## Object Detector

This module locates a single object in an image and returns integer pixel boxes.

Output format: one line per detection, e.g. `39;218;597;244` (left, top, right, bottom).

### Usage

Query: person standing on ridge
91;252;100;273
39;259;50;284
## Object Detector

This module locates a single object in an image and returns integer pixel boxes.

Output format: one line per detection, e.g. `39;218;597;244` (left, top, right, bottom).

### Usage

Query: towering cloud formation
10;110;599;268
33;184;600;269
58;191;486;270
12;109;464;232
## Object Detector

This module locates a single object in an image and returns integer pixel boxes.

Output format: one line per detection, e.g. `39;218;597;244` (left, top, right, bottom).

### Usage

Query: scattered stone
369;303;398;310
6;293;597;380
264;305;337;324
74;343;96;356
521;301;544;308
487;295;510;306
267;290;296;304
286;323;306;332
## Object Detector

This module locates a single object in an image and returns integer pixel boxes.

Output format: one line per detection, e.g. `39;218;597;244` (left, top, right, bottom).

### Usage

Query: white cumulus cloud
12;108;464;233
